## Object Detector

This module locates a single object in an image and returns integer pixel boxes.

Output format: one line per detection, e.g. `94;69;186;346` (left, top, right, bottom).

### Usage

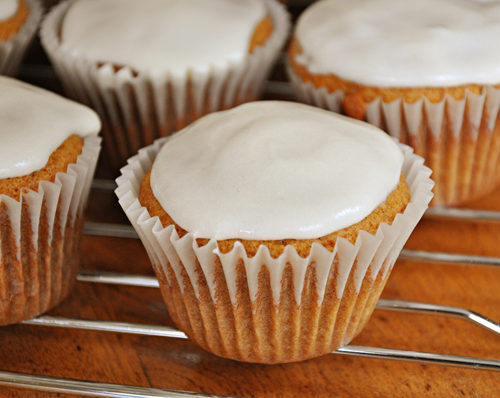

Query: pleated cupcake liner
0;135;101;325
288;65;500;206
116;137;433;363
40;0;290;170
0;0;42;76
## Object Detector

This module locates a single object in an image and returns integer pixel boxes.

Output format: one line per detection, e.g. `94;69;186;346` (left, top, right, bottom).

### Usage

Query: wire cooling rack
0;177;496;398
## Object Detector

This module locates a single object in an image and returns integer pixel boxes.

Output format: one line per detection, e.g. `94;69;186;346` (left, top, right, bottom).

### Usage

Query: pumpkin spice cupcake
116;101;433;364
288;0;500;206
0;0;42;76
41;0;290;170
0;76;101;325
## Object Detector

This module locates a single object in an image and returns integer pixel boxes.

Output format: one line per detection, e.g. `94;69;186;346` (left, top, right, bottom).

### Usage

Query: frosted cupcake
288;0;500;206
40;0;290;170
0;0;42;76
116;101;433;364
0;76;101;325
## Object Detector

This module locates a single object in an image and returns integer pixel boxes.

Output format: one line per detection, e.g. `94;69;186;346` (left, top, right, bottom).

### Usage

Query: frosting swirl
0;77;100;178
61;0;267;77
151;101;403;240
295;0;500;87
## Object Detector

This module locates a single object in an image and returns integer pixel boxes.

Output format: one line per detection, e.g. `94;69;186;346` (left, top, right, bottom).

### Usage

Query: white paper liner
116;138;433;308
40;0;290;169
0;0;42;76
288;64;500;205
0;135;101;324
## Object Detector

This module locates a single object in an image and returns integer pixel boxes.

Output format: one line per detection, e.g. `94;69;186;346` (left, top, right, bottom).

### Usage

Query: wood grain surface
2;6;500;395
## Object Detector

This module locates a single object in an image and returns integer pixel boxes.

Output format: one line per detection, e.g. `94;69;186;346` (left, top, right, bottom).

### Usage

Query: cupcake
287;0;500;206
40;0;290;170
0;0;42;76
0;76;101;325
116;101;433;364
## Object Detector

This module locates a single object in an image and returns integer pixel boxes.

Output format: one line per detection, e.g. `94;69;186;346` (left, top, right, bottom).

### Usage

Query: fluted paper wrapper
0;0;42;76
0;136;101;325
40;0;290;170
288;66;500;206
116;138;432;364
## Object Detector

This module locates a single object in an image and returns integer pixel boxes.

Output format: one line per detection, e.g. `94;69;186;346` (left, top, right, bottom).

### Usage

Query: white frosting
295;0;500;87
150;101;403;240
0;0;18;21
0;77;101;178
60;0;267;77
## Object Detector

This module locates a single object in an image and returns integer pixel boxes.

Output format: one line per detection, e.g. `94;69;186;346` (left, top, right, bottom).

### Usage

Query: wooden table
1;6;499;395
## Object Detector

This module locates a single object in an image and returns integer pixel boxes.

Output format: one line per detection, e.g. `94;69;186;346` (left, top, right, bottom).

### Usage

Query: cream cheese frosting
150;101;403;240
60;0;267;77
0;77;100;179
0;0;18;21
295;0;500;87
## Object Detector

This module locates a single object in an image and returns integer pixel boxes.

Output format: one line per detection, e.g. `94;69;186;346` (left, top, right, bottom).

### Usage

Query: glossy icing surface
0;77;100;178
61;0;266;77
150;101;403;240
295;0;500;87
0;0;18;21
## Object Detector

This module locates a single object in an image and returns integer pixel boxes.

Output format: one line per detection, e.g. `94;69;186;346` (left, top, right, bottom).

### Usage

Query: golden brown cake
41;0;290;170
287;0;500;206
140;170;410;258
117;101;433;363
0;76;101;325
0;135;83;198
289;38;484;115
249;16;274;54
